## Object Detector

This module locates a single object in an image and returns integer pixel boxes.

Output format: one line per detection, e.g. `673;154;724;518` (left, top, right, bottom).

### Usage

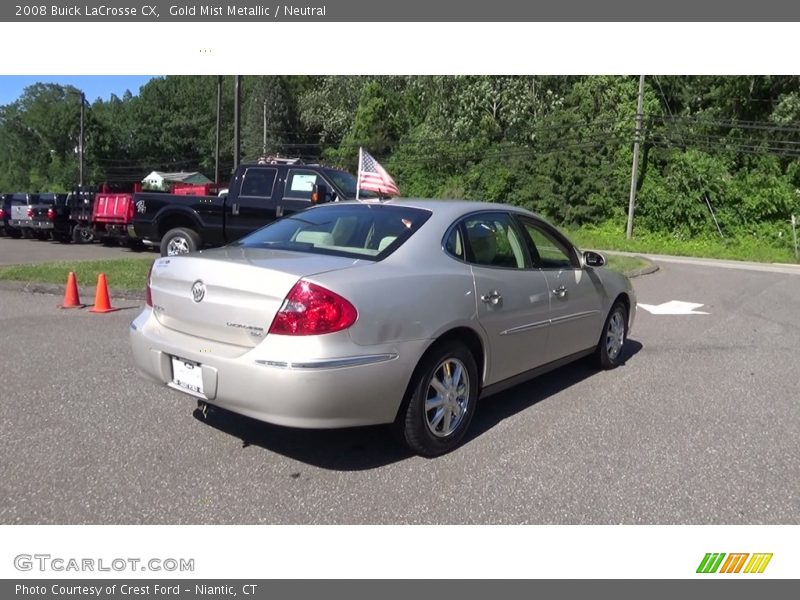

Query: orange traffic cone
88;273;119;313
59;272;85;309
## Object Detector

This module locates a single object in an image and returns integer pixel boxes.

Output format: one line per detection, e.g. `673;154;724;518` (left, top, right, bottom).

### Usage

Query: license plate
171;357;204;395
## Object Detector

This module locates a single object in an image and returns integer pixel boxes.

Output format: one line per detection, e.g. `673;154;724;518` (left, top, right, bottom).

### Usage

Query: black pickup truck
29;191;96;244
29;193;69;241
132;158;370;256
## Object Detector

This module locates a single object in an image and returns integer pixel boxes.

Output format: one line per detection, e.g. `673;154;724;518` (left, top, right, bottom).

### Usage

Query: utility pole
262;98;267;155
626;75;645;240
78;91;85;188
215;76;221;185
233;75;241;169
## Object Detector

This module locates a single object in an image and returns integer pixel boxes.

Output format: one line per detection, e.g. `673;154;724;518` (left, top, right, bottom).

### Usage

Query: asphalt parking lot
0;238;799;524
0;235;155;265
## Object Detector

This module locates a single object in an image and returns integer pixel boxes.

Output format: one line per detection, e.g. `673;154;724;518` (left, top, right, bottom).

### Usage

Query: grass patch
0;254;652;289
0;258;154;290
567;222;798;264
604;254;651;275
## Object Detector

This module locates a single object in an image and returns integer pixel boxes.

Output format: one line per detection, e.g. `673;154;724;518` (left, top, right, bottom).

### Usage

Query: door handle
552;285;567;298
480;290;503;305
231;203;240;216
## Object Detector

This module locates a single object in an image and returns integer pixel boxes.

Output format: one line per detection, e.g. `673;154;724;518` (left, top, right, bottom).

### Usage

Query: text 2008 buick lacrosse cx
130;199;635;456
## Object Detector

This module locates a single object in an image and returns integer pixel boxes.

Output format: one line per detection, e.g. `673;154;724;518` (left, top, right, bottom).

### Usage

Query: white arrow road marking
637;300;710;315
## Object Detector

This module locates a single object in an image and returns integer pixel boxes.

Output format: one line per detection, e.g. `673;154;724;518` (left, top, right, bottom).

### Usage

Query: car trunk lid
149;247;368;347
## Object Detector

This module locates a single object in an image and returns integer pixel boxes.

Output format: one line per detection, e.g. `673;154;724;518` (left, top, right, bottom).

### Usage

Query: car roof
336;198;545;221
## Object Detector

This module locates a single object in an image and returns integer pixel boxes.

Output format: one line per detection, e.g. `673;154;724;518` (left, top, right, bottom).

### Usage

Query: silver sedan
130;200;636;456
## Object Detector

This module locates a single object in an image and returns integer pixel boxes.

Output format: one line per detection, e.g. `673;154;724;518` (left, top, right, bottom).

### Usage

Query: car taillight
145;261;155;307
0;209;5;219
26;208;34;218
269;280;357;336
47;208;56;220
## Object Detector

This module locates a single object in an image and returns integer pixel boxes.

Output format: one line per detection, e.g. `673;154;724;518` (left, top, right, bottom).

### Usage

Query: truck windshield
235;204;431;261
324;169;378;200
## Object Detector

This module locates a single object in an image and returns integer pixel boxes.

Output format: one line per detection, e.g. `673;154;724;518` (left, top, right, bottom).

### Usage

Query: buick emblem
191;280;206;303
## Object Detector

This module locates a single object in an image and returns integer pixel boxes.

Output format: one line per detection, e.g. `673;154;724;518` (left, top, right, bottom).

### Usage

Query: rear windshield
235;204;431;261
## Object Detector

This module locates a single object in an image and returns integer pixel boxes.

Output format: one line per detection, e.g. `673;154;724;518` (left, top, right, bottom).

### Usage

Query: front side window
519;219;576;269
462;213;528;269
323;168;377;201
284;170;322;201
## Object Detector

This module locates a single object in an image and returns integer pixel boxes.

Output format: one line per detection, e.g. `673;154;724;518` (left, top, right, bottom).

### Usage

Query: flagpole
355;147;362;201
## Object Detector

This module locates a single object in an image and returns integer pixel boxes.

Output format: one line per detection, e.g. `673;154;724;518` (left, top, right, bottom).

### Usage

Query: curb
0;280;145;301
622;257;660;278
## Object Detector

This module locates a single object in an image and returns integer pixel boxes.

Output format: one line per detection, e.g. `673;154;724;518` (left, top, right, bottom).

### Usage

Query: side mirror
583;250;606;268
310;183;329;204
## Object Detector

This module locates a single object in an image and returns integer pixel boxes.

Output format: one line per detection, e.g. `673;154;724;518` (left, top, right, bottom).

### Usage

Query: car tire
160;227;201;257
8;228;22;239
397;341;479;457
594;301;628;370
72;226;94;244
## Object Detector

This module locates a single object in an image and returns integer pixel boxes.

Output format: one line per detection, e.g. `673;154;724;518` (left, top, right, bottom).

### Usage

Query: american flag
357;148;400;198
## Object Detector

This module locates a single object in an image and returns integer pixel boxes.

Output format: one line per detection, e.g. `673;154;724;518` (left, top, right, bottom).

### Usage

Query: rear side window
462;213;528;269
444;227;464;260
240;167;277;198
237;204;431;261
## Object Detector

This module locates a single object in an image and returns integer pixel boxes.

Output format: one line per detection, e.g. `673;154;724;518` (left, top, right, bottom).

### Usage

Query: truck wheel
161;228;201;257
72;226;94;244
8;228;22;239
128;239;145;252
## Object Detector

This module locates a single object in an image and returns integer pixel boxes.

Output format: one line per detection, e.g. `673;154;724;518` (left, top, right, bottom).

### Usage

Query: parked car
7;193;42;239
29;193;69;241
130;200;636;456
132;157;370;257
0;194;9;236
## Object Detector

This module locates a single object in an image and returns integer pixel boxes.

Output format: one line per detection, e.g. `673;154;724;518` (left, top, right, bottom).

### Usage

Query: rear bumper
9;219;33;228
129;308;427;429
95;223;133;238
30;220;53;230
